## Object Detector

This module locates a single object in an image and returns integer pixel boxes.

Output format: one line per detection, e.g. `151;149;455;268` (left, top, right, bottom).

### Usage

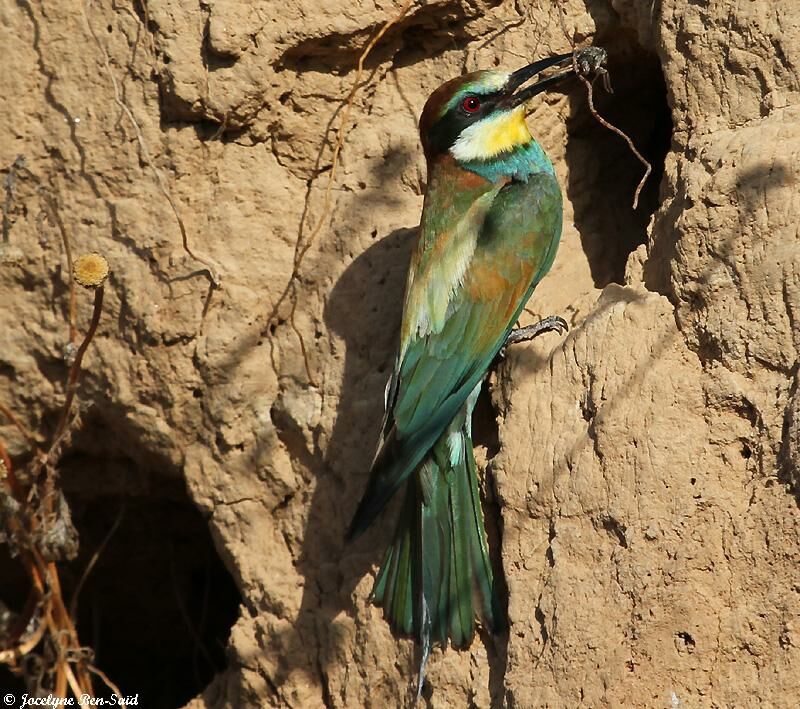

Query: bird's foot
506;315;568;347
495;315;569;363
496;316;568;362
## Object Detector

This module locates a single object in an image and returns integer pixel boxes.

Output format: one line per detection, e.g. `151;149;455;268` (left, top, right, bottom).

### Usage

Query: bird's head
419;54;573;164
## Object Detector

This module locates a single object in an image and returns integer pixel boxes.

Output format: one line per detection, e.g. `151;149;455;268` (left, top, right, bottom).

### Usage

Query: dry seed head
73;252;109;288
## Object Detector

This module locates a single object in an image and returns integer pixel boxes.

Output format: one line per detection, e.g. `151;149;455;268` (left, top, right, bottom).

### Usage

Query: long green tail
370;421;503;649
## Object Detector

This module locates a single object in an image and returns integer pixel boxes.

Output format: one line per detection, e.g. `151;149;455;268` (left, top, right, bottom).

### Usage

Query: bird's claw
506;315;569;345
496;315;569;360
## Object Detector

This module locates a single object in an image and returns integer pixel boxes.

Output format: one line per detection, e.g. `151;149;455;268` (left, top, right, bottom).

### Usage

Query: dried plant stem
0;531;47;661
269;0;416;385
47;286;104;466
0;452;90;691
69;503;124;618
64;660;84;699
0;402;37;445
170;554;216;677
576;69;652;209
87;663;126;707
1;170;113;701
0;604;46;663
559;7;652;209
1;249;109;692
42;556;95;696
0;523;94;694
88;666;126;705
293;0;415;271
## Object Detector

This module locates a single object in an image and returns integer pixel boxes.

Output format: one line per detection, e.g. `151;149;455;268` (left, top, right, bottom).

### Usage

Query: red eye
461;96;481;113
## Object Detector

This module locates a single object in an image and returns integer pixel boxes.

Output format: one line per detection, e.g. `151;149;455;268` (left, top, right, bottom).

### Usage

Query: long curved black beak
504;53;574;108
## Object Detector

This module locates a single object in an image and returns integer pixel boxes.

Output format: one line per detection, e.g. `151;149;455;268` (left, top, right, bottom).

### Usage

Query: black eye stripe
424;93;501;156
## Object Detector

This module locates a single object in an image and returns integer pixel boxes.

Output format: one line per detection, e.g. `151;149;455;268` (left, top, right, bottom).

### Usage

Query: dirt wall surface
1;0;799;707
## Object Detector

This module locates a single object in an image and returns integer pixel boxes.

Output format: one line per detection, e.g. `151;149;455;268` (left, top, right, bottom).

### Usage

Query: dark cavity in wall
565;37;672;288
0;436;242;708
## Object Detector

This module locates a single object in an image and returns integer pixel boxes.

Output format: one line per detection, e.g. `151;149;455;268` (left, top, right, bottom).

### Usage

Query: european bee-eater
347;53;575;651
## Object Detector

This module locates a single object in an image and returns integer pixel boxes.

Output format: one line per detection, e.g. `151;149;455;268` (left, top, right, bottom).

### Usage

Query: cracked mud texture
2;0;800;707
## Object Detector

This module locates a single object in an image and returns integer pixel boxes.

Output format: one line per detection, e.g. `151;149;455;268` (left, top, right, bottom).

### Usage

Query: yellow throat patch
450;106;533;162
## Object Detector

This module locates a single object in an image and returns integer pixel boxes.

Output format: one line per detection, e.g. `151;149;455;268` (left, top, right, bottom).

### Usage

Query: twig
0;454;33;653
575;65;652;209
87;663;126;707
0;253;108;695
293;0;415;272
559;8;652;209
0;401;39;447
42;559;95;694
0;586;47;663
63;660;85;700
0;612;46;663
47;285;104;464
170;552;216;680
268;0;417;385
69;503;125;619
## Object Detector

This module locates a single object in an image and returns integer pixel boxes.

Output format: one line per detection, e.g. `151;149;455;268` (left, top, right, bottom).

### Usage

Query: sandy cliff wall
1;0;799;706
